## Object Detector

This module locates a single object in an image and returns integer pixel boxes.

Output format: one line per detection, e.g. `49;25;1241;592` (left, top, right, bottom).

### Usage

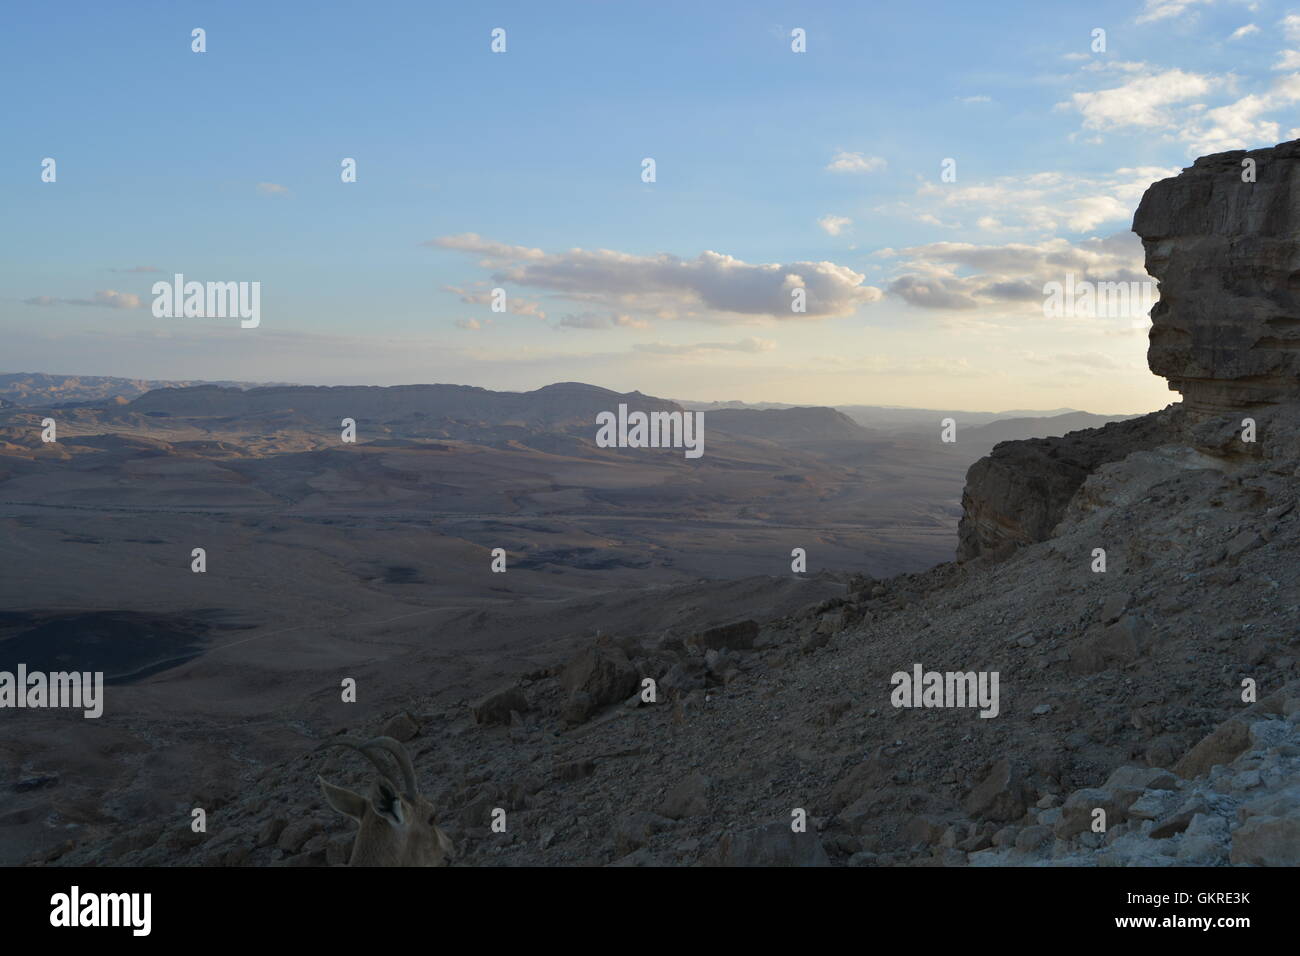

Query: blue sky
3;0;1295;412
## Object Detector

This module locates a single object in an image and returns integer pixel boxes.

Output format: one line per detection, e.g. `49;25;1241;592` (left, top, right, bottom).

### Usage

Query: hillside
46;396;1299;867
8;140;1300;869
704;406;871;442
960;411;1137;447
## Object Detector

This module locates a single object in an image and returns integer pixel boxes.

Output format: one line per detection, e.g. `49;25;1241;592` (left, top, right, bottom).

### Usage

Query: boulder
689;619;759;652
472;686;530;726
559;643;638;721
380;710;420;742
1055;788;1123;839
1173;719;1251;778
714;822;831;867
1069;615;1151;674
1229;811;1300;865
964;758;1029;823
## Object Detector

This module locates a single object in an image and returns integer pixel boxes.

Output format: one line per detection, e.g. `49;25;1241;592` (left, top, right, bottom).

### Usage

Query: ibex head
317;736;455;867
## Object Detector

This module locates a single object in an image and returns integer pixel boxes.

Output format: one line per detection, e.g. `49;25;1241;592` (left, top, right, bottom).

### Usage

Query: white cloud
1274;50;1300;70
1060;68;1215;130
555;311;639;330
442;284;548;320
1136;0;1215;25
1180;73;1300;153
817;214;853;236
23;289;143;309
904;165;1178;236
825;151;887;174
425;233;547;264
430;236;884;320
256;182;289;196
885;233;1149;313
1229;24;1259;39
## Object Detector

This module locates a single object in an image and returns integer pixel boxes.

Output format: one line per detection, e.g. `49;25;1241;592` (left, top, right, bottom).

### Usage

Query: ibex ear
370;778;405;827
319;775;367;821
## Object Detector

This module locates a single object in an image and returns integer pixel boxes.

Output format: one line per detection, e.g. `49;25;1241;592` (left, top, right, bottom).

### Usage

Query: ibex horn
316;736;419;798
363;736;420;798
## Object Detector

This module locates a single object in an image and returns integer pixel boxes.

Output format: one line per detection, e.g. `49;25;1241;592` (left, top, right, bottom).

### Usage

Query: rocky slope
51;399;1299;866
27;141;1300;867
957;410;1173;561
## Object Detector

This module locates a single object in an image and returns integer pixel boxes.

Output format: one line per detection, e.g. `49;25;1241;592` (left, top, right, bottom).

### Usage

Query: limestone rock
1133;140;1300;415
964;758;1029;823
957;414;1172;561
472;686;530;726
714;822;831;867
380;710;420;742
559;643;638;721
688;619;759;652
1173;719;1251;778
1055;788;1123;839
1229;811;1300;865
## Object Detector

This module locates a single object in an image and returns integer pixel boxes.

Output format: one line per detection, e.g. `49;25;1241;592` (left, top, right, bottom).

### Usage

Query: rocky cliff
959;139;1300;562
957;412;1174;561
1134;140;1300;416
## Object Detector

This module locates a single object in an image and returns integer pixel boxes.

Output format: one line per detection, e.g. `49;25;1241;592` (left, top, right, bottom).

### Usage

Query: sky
2;0;1295;413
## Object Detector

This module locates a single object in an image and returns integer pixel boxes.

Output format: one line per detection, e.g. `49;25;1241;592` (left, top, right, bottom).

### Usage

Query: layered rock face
956;412;1174;561
1133;139;1300;415
959;139;1300;561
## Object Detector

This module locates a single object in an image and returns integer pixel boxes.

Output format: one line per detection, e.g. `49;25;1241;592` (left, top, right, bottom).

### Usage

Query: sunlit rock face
1133;139;1300;416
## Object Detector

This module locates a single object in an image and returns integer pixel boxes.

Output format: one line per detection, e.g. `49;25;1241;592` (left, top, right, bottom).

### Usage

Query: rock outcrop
960;139;1300;561
1134;139;1300;415
956;412;1174;561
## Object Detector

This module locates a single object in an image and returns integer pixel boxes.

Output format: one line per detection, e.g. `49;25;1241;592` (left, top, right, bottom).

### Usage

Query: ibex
317;735;455;866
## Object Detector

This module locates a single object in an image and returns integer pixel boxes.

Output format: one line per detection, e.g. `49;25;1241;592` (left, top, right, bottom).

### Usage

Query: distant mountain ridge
704;406;868;442
959;411;1140;446
127;380;681;429
0;372;293;407
4;372;1138;444
679;397;1140;432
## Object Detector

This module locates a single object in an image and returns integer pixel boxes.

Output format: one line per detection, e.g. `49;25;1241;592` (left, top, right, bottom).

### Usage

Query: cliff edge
959;139;1300;562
